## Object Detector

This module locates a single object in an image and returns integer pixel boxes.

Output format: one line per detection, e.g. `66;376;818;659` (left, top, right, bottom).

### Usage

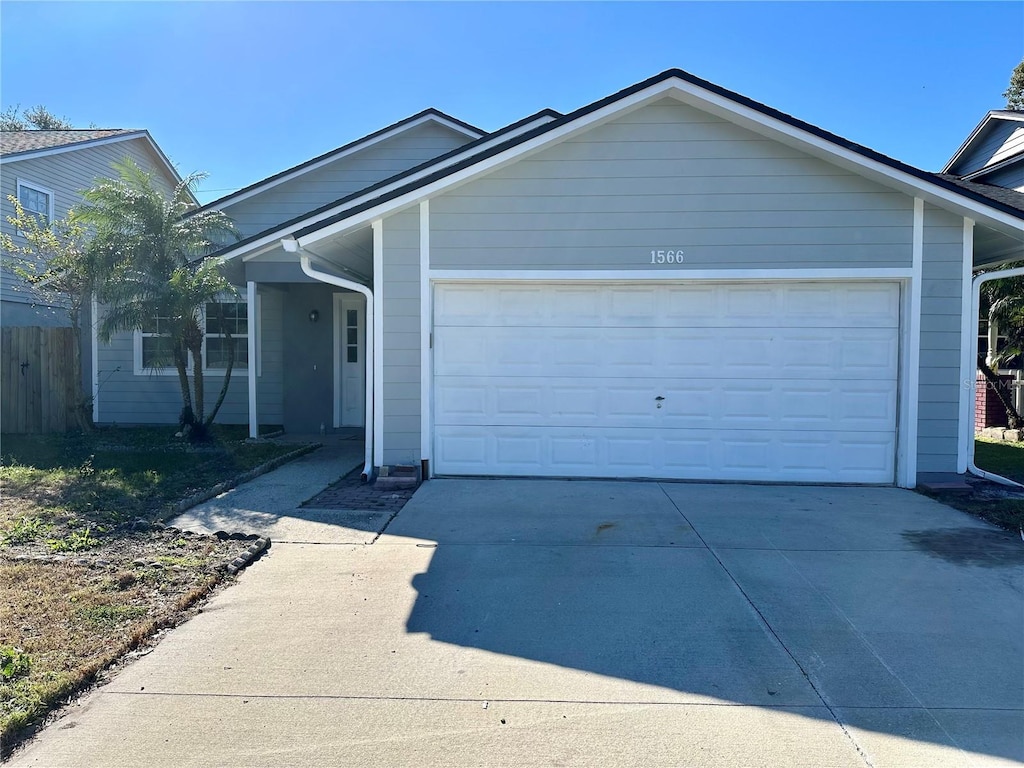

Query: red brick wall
975;373;1014;428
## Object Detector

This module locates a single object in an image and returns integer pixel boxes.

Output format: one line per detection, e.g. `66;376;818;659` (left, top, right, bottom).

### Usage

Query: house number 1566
650;249;684;264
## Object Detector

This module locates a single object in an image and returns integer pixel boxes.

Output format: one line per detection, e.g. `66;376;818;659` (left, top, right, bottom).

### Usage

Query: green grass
974;439;1024;484
0;426;297;529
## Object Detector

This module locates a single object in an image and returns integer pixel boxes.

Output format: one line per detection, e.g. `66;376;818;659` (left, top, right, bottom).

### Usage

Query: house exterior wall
380;208;422;465
1;138;176;310
977;163;1024;192
220;122;474;238
917;204;966;474
95;287;284;427
953;121;1024;176
430;99;915;271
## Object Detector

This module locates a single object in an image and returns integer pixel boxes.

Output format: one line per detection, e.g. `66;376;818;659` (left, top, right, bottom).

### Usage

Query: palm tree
978;269;1024;430
75;158;239;439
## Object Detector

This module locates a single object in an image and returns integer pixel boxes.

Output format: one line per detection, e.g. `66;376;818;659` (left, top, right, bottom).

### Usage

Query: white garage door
432;282;900;483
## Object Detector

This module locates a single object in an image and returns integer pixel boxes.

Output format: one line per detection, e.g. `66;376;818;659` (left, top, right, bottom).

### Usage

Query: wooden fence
1;326;79;433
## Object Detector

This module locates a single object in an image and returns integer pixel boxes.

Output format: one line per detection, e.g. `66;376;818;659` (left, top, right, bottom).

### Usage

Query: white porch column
247;280;258;439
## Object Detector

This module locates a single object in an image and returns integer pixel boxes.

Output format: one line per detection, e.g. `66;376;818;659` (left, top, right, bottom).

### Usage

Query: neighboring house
93;69;1024;487
941;110;1024;423
0;129;187;401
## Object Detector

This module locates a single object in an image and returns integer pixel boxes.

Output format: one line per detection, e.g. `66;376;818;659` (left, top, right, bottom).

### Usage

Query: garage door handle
655;396;665;401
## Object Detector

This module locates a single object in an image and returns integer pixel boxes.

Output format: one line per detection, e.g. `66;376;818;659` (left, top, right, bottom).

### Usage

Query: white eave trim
206;113;483;213
296;78;1024;248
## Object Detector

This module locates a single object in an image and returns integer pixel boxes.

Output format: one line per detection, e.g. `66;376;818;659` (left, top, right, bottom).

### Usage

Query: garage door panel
434;425;896;483
433;282;899;483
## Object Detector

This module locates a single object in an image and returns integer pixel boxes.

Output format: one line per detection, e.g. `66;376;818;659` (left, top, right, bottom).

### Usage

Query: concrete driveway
10;460;1024;766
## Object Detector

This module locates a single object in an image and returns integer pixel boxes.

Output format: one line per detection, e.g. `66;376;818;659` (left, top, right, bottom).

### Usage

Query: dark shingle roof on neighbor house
936;174;1024;213
0;129;141;156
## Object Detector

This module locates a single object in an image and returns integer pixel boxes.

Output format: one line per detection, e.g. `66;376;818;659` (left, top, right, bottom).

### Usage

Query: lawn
934;439;1024;532
0;425;309;754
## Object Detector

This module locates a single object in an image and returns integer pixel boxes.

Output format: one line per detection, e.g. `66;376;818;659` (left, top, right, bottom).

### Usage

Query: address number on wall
650;249;684;264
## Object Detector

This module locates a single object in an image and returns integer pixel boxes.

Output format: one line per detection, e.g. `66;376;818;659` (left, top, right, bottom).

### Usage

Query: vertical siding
380;208;421;465
96;286;283;426
221;122;472;238
1;138;178;309
916;204;964;474
431;99;914;270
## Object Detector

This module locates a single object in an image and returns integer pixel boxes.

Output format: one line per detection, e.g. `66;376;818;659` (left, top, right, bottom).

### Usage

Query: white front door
336;293;365;427
432;281;900;483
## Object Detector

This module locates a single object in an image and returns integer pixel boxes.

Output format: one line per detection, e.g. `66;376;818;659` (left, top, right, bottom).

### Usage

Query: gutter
282;237;374;479
969;264;1024;487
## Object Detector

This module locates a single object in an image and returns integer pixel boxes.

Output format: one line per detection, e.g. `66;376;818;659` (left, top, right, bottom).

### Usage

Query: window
139;314;183;371
16;180;54;229
134;299;257;376
204;302;248;370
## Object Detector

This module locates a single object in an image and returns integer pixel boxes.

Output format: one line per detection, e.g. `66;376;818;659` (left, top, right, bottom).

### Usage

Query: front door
336;293;366;427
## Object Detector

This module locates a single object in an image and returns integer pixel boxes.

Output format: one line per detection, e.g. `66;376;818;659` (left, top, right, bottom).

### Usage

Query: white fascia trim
296;78;1024;250
957;219;975;474
210;114;481;214
290;242;375;478
372;220;384;468
419;201;431;471
898;198;924;488
247;281;258;439
968;264;1024;487
91;294;99;424
427;268;915;282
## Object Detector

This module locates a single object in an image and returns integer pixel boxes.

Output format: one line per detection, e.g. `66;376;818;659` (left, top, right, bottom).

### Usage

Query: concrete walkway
10;463;1024;767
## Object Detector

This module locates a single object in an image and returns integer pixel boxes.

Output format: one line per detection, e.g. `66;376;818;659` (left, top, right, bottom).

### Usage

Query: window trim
132;296;261;377
15;179;55;233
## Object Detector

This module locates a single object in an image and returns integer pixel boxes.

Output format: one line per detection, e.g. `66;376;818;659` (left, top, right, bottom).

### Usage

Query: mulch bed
302;468;418;514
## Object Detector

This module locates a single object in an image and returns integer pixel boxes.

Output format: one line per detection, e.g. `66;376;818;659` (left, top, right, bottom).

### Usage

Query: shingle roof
936;174;1024;213
0;129;138;156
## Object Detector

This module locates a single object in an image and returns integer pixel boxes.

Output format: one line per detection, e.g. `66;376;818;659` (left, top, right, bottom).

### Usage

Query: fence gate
1;326;78;433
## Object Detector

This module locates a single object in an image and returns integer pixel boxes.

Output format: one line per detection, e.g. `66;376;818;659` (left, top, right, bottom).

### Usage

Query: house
0;128;188;325
92;69;1024;487
0;129;188;405
940;110;1024;426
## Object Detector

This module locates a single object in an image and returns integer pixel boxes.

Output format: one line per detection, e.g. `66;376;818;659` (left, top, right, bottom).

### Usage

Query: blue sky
2;2;1021;204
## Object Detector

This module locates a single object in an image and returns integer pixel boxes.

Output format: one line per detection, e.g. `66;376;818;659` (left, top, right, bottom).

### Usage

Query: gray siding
96;287;284;427
430;99;914;270
917;204;964;474
380;208;421;465
953;121;1024;176
1;138;177;310
976;162;1024;192
221;123;473;238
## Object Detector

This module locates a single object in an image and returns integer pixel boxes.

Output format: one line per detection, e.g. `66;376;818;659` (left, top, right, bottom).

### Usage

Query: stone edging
161;442;321;521
225;537;272;574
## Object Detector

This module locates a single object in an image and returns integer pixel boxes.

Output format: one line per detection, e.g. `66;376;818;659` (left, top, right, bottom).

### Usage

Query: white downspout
282;238;374;479
969;265;1024;487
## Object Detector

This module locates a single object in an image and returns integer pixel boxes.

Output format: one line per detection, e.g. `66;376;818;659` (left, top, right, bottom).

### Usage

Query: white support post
372;220;384;468
957;218;975;474
247;280;258;439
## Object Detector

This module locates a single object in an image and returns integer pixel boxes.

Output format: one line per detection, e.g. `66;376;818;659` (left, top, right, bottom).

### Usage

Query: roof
0;129;140;156
290;68;1024;239
936;174;1024;212
207;68;1024;262
942;110;1024;174
195;108;486;214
